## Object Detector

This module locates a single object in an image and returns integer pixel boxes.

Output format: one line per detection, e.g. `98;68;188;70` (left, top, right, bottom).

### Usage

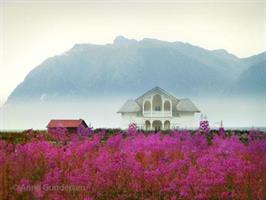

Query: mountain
240;52;266;67
230;60;266;96
6;36;266;104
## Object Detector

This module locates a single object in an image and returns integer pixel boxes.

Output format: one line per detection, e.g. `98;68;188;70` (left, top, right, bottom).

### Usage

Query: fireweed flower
77;125;94;138
218;121;226;137
0;128;265;199
48;125;69;142
128;122;138;136
200;120;210;133
248;128;265;141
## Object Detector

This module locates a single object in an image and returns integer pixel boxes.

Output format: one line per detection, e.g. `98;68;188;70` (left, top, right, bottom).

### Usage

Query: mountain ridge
6;36;266;104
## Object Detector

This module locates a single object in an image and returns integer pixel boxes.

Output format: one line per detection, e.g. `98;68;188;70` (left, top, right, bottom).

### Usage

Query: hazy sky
0;0;265;105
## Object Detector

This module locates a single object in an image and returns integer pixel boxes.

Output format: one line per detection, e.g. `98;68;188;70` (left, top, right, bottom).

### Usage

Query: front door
152;120;162;132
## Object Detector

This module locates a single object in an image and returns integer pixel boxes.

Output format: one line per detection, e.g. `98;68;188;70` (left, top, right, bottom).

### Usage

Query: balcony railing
143;111;172;117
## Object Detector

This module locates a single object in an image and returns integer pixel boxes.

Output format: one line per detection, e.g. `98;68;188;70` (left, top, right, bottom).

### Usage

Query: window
164;101;171;111
155;106;161;111
144;101;151;111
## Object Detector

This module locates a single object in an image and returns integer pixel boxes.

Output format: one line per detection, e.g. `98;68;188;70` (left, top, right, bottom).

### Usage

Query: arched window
152;94;162;111
144;101;151;111
164;120;170;130
145;120;151;130
164;101;171;111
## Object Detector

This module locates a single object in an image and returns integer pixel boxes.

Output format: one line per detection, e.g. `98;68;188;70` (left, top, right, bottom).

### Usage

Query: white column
143;100;145;115
162;98;165;118
170;100;172;117
162;97;164;112
151;96;153;117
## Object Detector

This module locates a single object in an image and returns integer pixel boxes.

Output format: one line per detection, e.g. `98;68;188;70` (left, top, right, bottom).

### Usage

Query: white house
117;87;200;130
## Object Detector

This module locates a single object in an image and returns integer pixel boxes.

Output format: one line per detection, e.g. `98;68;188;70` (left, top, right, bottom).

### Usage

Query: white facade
118;87;200;130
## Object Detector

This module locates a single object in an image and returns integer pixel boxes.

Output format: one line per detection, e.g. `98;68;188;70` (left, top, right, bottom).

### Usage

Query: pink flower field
0;128;266;200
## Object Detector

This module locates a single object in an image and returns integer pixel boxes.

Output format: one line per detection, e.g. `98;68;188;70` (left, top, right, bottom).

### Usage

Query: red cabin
47;119;88;133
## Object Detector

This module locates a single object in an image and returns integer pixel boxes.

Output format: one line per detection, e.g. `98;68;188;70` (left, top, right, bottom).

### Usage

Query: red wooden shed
47;119;88;133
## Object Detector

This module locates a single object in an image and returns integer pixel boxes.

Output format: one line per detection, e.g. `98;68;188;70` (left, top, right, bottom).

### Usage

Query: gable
136;86;177;101
135;86;179;107
117;86;200;114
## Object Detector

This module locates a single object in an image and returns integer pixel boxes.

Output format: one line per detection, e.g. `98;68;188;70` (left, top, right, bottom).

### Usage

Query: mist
0;96;265;131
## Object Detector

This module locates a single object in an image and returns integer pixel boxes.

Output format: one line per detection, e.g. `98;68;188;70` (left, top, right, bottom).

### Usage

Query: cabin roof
117;100;141;113
47;119;88;128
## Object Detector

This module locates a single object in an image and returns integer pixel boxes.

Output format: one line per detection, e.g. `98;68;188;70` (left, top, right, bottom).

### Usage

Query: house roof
136;86;178;101
176;99;200;112
117;100;141;113
118;87;200;113
47;119;88;128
